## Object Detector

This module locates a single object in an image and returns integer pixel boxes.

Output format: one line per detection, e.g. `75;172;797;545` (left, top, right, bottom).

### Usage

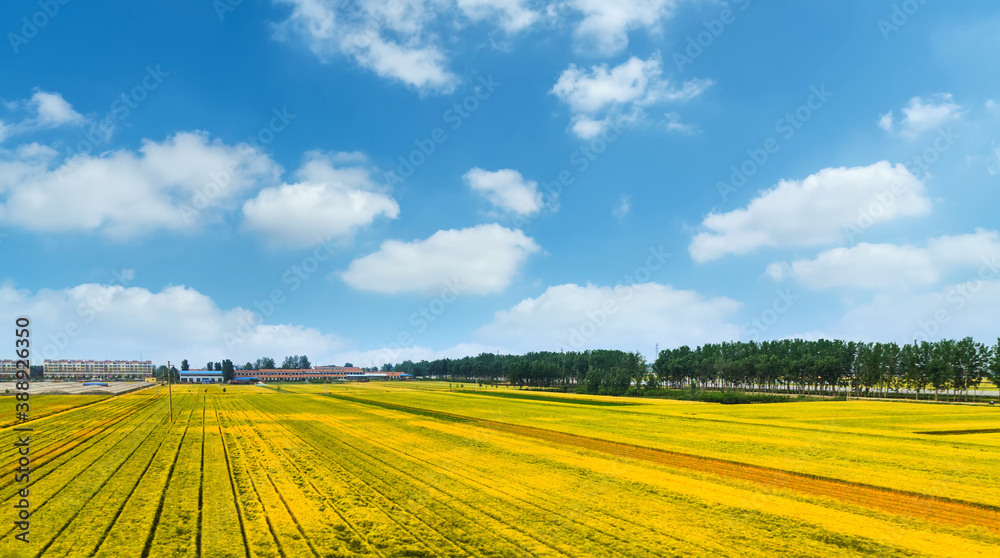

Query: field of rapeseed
1;382;997;557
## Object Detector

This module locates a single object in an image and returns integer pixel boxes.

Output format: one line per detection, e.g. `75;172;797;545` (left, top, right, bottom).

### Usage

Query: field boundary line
35;402;175;557
139;401;196;558
213;396;252;558
323;393;1000;532
228;396;388;558
246;396;479;558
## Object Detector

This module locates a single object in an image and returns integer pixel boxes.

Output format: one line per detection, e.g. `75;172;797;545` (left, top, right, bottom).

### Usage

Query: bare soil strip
326;394;1000;534
916;428;1000;435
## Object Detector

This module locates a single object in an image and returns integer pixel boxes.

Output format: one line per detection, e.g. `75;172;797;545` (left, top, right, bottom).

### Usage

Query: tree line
379;338;1000;400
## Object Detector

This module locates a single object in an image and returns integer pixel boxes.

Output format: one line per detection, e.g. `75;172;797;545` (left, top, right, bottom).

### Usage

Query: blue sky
2;0;999;367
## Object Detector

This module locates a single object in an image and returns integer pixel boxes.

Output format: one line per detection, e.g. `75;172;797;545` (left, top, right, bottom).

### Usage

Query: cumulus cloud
242;151;400;247
0;131;281;237
340;224;540;295
569;0;681;56
766;229;1000;291
0;281;345;366
689;161;932;263
550;53;711;139
0;90;87;142
463;167;544;216
879;93;964;139
272;1;692;94
476;282;741;356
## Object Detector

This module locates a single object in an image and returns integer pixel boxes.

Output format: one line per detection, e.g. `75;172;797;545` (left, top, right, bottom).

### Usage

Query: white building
43;359;153;380
179;369;224;383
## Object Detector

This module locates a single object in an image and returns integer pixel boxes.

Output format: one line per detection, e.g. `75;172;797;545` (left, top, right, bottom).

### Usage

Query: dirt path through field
325;394;1000;535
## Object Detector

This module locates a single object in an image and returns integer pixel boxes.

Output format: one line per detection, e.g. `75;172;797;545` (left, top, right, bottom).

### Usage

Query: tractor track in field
0;397;168;541
333;409;654;558
222;399;342;558
325;394;1000;535
0;395;150;470
254;398;569;558
336;413;712;557
213;397;252;558
224;398;401;558
85;402;186;557
37;399;179;558
243;395;480;558
249;395;542;558
217;397;316;558
139;402;198;558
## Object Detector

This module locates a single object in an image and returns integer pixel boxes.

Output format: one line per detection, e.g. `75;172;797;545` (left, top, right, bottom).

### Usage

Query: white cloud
0;132;281;237
476;282;741;356
457;0;540;33
273;0;459;94
551;53;711;139
569;0;679;56
663;111;698;134
877;111;893;132
830;278;1000;345
612;194;630;219
0;281;345;366
463;167;544;216
880;94;964;139
767;229;1000;291
30;91;86;127
272;1;692;94
242;151;400;247
689;161;932;263
0;90;87;142
340;224;540;295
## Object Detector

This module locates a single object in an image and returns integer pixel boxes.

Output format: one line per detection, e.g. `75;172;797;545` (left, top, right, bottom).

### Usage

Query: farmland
2;382;999;557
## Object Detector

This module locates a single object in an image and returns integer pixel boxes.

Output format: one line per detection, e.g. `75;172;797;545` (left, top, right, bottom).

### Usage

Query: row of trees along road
380;338;1000;400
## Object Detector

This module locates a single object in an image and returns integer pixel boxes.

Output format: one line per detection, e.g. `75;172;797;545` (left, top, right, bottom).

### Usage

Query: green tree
221;359;235;382
243;362;254;371
180;359;189;371
206;362;214;371
255;357;275;370
281;355;298;369
298;355;311;369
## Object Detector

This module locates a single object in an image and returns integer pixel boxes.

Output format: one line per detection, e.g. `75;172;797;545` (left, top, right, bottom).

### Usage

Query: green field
1;381;998;557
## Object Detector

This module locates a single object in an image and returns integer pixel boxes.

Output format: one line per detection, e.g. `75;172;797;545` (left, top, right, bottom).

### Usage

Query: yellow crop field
2;382;999;557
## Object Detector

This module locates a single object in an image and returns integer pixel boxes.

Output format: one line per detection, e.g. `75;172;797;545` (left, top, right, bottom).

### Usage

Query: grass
0;381;997;557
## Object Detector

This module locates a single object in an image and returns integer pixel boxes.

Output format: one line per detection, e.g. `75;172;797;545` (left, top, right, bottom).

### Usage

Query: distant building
179;369;224;383
0;360;29;379
42;359;153;380
253;367;401;381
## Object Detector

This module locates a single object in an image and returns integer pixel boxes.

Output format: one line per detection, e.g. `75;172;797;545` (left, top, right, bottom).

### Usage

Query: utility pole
167;360;174;423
